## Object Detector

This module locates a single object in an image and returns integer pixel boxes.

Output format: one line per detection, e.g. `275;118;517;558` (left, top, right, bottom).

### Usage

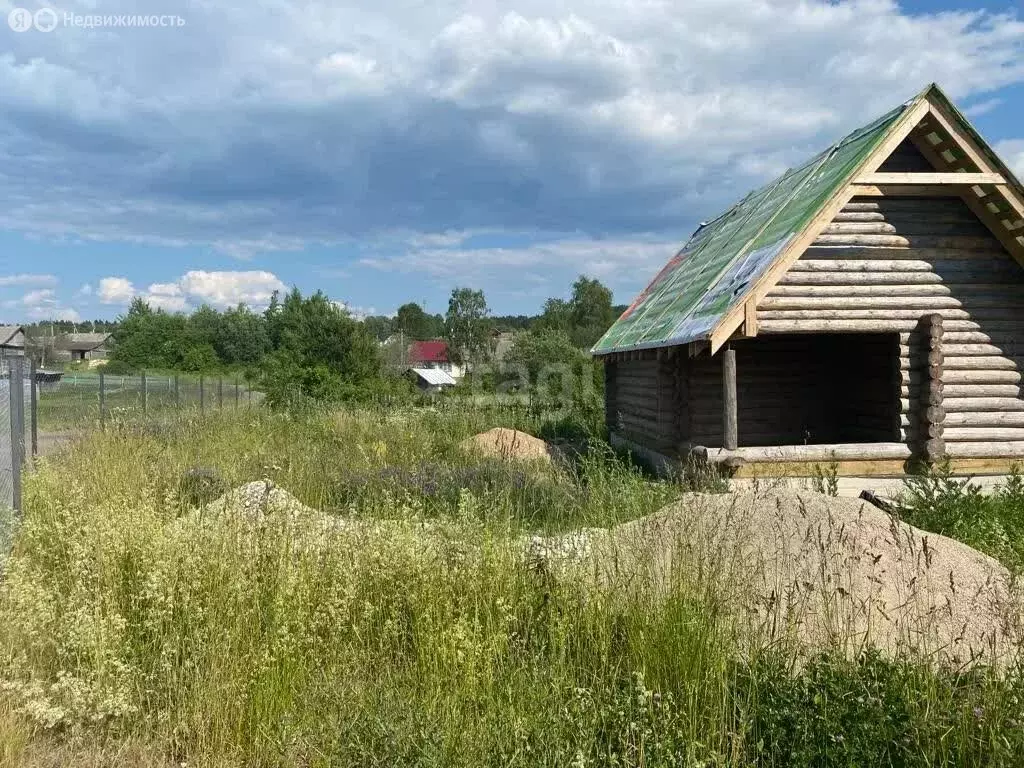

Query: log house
592;84;1024;478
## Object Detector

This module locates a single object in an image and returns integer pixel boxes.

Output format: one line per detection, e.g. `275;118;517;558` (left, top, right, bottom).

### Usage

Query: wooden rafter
707;97;931;354
705;90;1024;355
907;132;1024;268
851;185;967;197
855;172;1005;185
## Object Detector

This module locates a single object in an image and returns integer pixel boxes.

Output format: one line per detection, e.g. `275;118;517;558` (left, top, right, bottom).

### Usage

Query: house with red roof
406;340;465;380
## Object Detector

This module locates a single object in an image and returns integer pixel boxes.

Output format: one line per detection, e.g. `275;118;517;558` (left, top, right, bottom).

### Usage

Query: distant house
0;326;26;358
55;332;113;364
407;340;465;379
407;366;457;393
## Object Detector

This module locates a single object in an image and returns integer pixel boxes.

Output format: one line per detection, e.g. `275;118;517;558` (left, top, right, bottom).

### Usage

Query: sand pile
182;482;1023;664
460;428;555;463
537;490;1023;664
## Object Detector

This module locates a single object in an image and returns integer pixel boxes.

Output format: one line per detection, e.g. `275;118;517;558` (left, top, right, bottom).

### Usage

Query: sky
0;0;1023;323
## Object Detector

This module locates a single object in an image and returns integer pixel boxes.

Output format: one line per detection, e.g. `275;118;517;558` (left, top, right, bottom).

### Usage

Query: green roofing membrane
592;100;911;354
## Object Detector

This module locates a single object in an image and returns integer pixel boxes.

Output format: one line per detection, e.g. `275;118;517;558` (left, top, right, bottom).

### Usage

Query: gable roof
408;340;450;364
592;83;1024;356
56;332;112;351
0;326;24;347
409;367;456;387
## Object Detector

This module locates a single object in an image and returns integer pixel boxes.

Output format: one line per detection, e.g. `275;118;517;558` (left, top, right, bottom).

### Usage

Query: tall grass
0;410;1021;766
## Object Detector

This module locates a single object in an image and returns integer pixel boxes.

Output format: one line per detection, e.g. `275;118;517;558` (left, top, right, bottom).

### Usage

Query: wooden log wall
758;194;1024;458
687;334;898;448
606;351;687;452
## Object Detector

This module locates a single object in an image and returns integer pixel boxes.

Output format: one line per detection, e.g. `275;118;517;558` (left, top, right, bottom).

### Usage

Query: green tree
395;302;438;341
534;298;571;333
568;276;616;348
362;315;395;343
110;298;189;370
216;304;270;365
260;288;382;407
444;287;491;365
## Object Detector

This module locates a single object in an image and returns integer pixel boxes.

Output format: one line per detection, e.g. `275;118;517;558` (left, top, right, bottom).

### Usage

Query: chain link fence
0;366;262;514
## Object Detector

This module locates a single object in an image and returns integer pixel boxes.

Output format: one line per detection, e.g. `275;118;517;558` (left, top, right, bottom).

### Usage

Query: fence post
9;357;25;514
141;370;148;414
234;375;239;409
218;377;223;409
199;375;205;414
98;368;105;430
174;375;179;409
29;358;37;458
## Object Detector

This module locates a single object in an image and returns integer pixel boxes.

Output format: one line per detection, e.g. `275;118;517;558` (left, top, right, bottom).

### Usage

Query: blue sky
0;0;1022;322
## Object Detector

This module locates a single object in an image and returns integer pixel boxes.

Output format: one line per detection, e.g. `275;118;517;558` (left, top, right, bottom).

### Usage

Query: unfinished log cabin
593;84;1024;478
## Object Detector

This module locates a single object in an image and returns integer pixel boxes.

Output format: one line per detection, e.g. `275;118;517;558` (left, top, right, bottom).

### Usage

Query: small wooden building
55;332;112;363
592;84;1024;478
0;326;25;359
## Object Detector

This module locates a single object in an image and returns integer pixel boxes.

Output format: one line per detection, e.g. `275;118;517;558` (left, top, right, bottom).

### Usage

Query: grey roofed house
0;326;26;357
408;366;457;392
55;332;113;361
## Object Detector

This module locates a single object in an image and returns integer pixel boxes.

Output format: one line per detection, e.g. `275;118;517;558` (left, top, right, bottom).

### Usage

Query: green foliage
900;462;1024;572
395;302;442;341
533;275;618;349
2;410;1023;766
568;275;617;348
445;287;492;364
812;459;840;497
740;650;1024;766
362;314;395;342
259;288;382;408
111;298;270;372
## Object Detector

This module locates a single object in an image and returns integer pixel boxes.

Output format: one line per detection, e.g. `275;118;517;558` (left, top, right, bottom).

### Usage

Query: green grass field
0;407;1022;766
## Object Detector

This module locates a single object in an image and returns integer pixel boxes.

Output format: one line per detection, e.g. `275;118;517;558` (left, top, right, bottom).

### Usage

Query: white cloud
77;283;93;296
98;277;136;304
96;270;287;311
0;274;57;287
177;271;287;308
144;281;189;312
0;0;1021;255
2;287;81;322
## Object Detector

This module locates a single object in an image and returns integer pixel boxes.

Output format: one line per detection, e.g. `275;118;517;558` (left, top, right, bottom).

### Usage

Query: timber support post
722;344;738;451
918;313;945;465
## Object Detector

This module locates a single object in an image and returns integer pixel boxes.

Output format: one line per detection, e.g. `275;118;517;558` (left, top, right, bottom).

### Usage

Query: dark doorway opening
733;333;900;446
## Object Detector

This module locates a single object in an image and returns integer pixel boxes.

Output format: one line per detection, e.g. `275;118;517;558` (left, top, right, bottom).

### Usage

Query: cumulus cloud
98;277;136;304
95;271;286;311
177;271;287;308
0;0;1021;259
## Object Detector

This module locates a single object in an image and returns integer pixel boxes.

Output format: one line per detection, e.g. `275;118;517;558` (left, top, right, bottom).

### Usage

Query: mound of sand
182;482;1023;664
460;428;554;463
198;479;322;524
535;490;1023;664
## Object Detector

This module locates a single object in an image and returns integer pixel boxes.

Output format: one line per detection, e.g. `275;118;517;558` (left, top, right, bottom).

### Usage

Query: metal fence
0;358;30;514
38;370;259;435
0;366;261;515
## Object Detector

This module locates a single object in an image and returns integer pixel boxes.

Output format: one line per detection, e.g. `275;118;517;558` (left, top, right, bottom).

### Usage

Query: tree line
99;275;621;406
